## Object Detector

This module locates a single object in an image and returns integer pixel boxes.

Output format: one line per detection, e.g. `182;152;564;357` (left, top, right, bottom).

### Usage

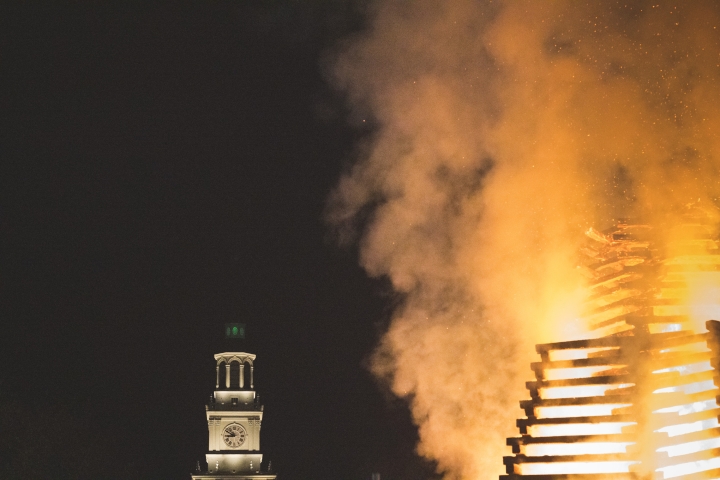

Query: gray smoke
328;2;720;478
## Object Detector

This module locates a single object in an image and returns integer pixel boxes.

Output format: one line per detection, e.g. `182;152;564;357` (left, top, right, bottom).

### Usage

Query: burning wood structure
502;219;720;480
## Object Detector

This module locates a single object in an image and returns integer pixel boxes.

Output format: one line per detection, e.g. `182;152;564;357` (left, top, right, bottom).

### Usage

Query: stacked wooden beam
502;219;720;480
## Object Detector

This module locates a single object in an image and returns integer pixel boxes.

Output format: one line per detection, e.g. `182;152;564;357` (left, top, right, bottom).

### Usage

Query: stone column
255;417;261;450
209;417;221;451
225;361;231;389
239;363;245;389
215;364;220;388
250;365;254;388
248;418;257;450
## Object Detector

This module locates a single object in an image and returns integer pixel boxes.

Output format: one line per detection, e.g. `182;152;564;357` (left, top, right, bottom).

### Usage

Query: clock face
222;423;247;448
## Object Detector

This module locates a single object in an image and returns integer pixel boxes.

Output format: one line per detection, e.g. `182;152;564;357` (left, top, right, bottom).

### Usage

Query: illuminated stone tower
192;324;277;480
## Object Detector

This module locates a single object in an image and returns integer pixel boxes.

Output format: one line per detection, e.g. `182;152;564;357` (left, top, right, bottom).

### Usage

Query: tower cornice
214;352;257;364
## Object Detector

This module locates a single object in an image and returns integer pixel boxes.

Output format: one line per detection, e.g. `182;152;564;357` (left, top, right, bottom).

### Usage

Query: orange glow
506;225;720;479
527;422;634;437
518;461;638;475
523;442;633;457
541;366;618;381
534;404;632;419
329;1;720;478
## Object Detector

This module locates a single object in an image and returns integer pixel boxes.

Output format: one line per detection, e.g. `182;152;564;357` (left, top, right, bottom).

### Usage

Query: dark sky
1;3;438;479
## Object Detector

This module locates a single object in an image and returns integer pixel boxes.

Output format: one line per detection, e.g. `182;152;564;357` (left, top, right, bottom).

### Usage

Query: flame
523;442;633;456
328;1;720;478
684;272;720;332
658;457;720;479
517;461;639;475
535;404;632;419
541;366;618;381
510;335;720;480
657;437;720;457
528;422;633;437
506;235;720;480
539;384;632;399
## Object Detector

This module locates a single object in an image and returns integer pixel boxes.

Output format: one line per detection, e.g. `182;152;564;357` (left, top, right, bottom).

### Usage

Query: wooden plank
654;426;720;448
500;473;638;480
534;335;708;372
589;272;644;291
521;394;634;410
593;317;635;333
649;370;715;389
648;388;718;410
647;332;709;350
706;320;720;334
586;257;647;273
625;315;689;325
649;351;712;370
531;356;626;372
658;466;720;480
585;296;651;317
588;350;626;359
654;446;720;468
648;407;720;427
665;264;720;273
585;288;643;307
504;453;633;465
527;375;632;390
506;433;635;447
536;337;625;354
517;415;635;430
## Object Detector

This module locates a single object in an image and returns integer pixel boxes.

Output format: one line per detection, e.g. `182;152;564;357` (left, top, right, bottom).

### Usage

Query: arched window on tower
229;361;240;389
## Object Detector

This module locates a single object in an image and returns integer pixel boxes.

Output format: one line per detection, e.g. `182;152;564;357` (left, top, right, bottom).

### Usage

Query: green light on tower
224;322;245;339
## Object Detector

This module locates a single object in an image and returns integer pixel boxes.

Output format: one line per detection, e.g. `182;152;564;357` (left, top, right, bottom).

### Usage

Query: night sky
1;3;438;479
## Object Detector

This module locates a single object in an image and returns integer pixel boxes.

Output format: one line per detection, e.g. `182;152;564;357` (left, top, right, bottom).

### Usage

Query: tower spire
191;325;277;480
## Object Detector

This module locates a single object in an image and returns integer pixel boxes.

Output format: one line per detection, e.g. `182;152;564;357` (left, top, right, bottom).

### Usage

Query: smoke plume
327;2;720;478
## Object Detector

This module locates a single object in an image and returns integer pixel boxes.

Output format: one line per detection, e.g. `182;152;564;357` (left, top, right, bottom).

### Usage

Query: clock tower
191;324;277;479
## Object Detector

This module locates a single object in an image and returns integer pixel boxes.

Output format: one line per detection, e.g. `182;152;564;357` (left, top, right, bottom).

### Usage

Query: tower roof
220;322;259;354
